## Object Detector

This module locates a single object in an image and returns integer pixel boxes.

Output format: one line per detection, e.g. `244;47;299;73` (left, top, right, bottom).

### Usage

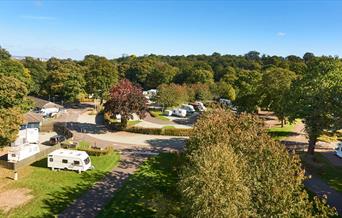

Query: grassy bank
149;110;170;121
0;152;119;218
98;153;182;218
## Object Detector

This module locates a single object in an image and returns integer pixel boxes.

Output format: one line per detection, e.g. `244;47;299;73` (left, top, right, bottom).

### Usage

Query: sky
0;0;342;60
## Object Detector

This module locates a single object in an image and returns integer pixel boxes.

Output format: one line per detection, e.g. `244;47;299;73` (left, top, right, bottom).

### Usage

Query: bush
125;127;191;136
77;144;114;156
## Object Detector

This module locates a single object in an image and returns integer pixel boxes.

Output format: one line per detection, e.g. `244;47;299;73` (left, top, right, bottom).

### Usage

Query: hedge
126;127;191;136
77;146;114;156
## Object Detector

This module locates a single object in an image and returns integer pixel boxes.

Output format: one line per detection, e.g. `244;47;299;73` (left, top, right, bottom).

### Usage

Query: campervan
194;101;207;112
219;98;232;107
172;108;187;117
181;104;196;114
336;142;342;158
8;144;40;162
47;149;92;173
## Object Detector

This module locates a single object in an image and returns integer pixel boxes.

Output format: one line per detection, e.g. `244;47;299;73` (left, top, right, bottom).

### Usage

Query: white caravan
172;108;187;117
336;142;342;158
8;144;40;162
164;110;173;116
41;107;59;117
48;149;92;173
181;104;196;114
195;101;207;112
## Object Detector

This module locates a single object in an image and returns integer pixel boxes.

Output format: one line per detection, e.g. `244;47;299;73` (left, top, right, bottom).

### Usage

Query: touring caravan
8;144;40;162
172;108;187;117
336;142;342;158
47;149;92;173
181;104;196;114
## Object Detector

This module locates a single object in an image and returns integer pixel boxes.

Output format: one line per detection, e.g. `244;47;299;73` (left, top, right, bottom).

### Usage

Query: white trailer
47;149;92;173
172;108;187;117
41;107;59;117
181;104;195;113
164;110;173;116
8;144;40;162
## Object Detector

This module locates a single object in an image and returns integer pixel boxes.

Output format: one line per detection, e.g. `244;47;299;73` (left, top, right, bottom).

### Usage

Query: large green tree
21;57;48;95
287;57;342;154
83;55;119;104
181;109;336;217
156;83;188;109
260;67;297;126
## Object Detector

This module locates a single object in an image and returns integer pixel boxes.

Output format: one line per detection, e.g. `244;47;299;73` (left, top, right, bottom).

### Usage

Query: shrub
125;127;191;136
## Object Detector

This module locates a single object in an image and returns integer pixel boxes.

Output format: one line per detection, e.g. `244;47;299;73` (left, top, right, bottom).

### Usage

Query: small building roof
48;149;89;159
23;112;43;124
28;96;63;109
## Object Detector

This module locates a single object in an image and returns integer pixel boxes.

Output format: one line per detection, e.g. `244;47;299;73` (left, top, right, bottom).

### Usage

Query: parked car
47;149;92;173
49;135;66;145
336;142;342;158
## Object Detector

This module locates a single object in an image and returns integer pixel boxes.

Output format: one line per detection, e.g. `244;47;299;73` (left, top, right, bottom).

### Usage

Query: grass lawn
149;110;170;121
98;153;182;218
162;125;176;129
0;152;119;218
127;120;142;126
268;121;298;141
300;152;342;193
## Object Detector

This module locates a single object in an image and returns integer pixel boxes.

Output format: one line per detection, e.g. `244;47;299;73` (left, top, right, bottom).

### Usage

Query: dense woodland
0;46;342;153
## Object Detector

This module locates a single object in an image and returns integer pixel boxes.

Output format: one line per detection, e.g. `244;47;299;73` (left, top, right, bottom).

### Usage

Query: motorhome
47;149;92;173
172;108;187;117
193;101;207;112
8;144;40;162
181;104;196;114
336;142;342;158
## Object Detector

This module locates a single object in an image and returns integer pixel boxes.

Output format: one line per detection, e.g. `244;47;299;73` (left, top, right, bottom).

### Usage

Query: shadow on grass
268;130;299;139
98;153;183;218
37;170;108;218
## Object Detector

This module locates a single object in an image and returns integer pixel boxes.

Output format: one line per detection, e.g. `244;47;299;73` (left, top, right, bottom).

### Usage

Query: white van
172;108;187;117
336;142;342;158
47;149;92;173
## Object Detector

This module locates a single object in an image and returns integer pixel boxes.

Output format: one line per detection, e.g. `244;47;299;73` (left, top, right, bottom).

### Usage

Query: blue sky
0;0;341;59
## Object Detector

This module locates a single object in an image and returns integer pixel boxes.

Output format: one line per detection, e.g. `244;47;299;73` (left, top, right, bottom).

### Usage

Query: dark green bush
125;127;191;136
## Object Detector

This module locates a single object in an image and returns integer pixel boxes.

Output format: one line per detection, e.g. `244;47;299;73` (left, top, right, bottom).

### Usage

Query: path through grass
98;153;182;218
268;121;298;141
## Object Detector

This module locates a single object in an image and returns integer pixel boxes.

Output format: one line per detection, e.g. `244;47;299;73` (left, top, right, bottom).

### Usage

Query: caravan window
84;157;90;165
74;160;80;165
62;159;68;164
49;158;53;162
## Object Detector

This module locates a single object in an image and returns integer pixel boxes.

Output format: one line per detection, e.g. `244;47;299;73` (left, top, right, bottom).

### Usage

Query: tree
83;55;119;104
156;84;188;109
21;57;48;95
104;79;148;128
234;69;262;112
145;62;178;89
187;83;212;102
260;67;297;126
0;58;32;89
44;58;85;102
0;46;11;60
287;58;342;154
0;108;23;147
211;81;236;100
181;109;336;217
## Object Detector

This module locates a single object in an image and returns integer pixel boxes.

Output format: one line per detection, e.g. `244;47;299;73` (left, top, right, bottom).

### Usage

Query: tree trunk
121;117;128;129
307;136;317;155
281;118;284;128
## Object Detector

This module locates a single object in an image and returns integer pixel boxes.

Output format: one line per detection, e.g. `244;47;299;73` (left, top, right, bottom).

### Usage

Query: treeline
0;47;341;153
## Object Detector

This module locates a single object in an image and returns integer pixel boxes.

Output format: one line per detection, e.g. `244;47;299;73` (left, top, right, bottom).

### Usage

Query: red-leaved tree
104;79;147;128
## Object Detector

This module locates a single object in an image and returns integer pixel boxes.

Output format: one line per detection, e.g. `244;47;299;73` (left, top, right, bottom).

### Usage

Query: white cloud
20;15;56;20
277;32;286;37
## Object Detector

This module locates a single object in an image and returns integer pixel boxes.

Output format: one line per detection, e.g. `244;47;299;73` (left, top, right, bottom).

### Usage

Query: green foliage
187;83;212;102
145;62;178;89
260;67;297;125
98;153;182;218
182;109;336;217
156;83;189;108
211;80;236;100
44;58;85;102
149;110;170;121
126;126;192;136
0;75;28;108
0;58;32;89
287;57;342;154
83;55;119;102
268;121;297;140
21;57;48;95
0;46;11;60
0;108;23;147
